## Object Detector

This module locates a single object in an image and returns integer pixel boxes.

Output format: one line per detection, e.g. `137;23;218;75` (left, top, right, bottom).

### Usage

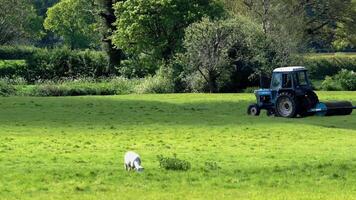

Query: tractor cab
248;66;319;117
270;66;313;99
271;66;312;90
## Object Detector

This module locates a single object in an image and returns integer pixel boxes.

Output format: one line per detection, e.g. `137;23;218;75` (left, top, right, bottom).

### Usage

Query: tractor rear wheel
247;104;260;116
299;91;319;117
275;93;298;118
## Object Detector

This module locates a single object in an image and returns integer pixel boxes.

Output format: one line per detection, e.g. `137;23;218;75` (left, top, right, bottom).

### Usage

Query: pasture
0;92;356;199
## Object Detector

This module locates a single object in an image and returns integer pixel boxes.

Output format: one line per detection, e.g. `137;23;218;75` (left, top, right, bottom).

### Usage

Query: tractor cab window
271;73;282;90
271;73;292;90
282;74;292;88
294;71;308;87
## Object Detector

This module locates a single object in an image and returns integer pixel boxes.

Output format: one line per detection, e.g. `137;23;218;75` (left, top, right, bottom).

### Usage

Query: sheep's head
136;166;144;172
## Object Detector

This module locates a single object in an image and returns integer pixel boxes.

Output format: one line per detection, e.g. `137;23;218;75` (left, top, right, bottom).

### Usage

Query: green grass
0;92;356;199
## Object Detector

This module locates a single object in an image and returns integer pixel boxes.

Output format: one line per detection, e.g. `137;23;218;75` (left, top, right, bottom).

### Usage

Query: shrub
0;60;28;79
0;46;36;60
321;76;343;91
243;87;259;93
321;69;356;91
337;69;356;91
17;77;142;97
135;67;175;94
303;53;356;80
203;161;221;172
0;79;17;96
157;154;191;171
26;47;109;82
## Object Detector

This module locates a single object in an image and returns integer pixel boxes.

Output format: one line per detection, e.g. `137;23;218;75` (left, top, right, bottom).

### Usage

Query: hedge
303;53;356;80
0;46;110;82
26;47;109;82
0;46;37;60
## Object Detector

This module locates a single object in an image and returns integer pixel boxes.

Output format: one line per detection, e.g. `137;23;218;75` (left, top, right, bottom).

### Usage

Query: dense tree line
0;0;355;92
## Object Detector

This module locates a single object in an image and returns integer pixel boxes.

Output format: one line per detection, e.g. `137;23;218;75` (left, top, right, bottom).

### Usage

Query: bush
243;87;259;93
321;69;356;91
203;161;221;172
337;70;356;91
157;154;191;171
0;60;28;79
0;46;36;60
321;76;343;91
21;77;141;97
303;53;356;80
135;66;175;94
26;47;109;82
0;79;17;96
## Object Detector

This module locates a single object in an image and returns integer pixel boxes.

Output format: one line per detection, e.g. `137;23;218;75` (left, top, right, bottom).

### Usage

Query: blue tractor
248;66;355;118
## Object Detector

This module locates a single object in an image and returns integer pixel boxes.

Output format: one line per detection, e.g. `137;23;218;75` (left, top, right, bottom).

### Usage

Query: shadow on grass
0;96;355;131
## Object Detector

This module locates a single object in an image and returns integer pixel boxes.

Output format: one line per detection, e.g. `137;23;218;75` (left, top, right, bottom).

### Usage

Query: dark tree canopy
0;0;42;45
112;0;225;62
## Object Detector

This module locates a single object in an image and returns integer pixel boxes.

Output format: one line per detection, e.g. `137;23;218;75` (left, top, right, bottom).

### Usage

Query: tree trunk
98;0;124;75
208;71;218;93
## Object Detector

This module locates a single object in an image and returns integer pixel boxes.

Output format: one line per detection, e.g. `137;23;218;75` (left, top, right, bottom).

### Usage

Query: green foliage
321;70;356;91
44;0;100;49
134;66;175;94
321;76;343;91
0;0;42;45
182;17;288;92
0;79;17;96
15;77;141;96
337;70;356;91
203;161;221;172
0;46;37;60
243;87;259;93
113;0;224;68
26;47;109;82
302;0;356;50
119;55;163;78
303;53;356;80
2;74;175;97
157;154;191;171
0;60;28;79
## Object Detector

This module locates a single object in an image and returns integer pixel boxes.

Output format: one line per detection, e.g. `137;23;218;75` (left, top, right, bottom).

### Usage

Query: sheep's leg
124;164;128;171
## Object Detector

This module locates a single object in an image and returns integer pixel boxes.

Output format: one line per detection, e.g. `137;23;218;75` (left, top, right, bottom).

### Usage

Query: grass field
0;92;356;199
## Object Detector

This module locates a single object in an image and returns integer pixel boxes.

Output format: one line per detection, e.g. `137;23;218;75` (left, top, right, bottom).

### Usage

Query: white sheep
124;151;144;172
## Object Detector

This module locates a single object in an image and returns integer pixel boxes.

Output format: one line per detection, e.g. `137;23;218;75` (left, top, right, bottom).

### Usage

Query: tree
96;0;124;74
183;18;260;93
302;0;356;50
112;0;224;65
44;0;100;49
0;0;41;45
183;16;297;92
33;0;60;16
232;0;356;51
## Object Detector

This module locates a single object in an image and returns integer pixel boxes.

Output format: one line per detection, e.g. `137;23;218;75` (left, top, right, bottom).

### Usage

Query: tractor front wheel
275;93;298;118
247;104;260;116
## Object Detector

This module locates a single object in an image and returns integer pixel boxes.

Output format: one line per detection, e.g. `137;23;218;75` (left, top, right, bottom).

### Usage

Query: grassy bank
0;92;355;199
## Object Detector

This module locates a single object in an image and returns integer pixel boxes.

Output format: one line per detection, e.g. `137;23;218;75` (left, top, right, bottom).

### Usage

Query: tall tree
44;0;100;49
183;17;264;93
96;0;124;74
0;0;41;45
302;0;356;50
112;0;224;63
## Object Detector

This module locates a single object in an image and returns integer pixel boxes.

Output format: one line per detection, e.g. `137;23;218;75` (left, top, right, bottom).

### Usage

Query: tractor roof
273;66;306;73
